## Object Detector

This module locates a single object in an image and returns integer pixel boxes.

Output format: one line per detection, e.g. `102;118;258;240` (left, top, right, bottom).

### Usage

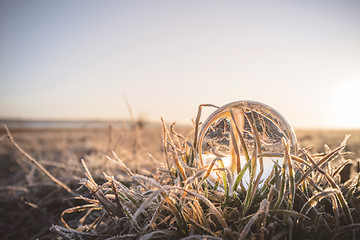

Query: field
1;123;360;239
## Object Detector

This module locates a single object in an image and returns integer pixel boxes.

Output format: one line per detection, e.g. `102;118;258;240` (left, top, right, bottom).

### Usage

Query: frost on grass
52;117;360;240
3;112;360;240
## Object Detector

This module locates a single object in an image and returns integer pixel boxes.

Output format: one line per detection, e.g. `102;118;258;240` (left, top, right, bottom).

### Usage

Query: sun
332;78;360;129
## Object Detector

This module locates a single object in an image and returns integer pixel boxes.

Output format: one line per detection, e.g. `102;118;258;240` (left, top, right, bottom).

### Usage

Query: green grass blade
233;160;251;192
274;155;287;210
284;139;295;210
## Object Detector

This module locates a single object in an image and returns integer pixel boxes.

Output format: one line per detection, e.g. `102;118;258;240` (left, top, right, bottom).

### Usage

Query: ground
0;125;359;239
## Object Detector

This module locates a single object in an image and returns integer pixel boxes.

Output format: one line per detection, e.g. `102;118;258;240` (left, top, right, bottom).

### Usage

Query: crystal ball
197;101;297;187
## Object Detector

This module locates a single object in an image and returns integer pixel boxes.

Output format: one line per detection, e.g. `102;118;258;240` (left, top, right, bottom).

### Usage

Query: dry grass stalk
3;124;74;195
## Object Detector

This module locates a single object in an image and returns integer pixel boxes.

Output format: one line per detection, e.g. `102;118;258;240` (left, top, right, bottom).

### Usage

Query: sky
0;0;359;128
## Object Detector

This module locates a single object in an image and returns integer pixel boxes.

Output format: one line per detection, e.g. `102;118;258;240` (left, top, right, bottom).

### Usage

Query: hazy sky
1;1;359;128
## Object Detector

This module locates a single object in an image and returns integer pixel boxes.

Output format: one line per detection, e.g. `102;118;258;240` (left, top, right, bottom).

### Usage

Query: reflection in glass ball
197;101;297;187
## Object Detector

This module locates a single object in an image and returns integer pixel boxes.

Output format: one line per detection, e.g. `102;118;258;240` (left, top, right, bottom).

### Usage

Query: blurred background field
1;120;359;239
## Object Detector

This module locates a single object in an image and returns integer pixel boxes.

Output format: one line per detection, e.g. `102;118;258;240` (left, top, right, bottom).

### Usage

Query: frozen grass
2;107;360;239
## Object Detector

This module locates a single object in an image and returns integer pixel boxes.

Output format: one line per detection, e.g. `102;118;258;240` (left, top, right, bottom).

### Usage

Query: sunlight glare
332;78;360;128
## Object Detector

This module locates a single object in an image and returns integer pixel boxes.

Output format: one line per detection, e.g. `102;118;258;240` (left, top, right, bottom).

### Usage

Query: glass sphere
197;101;297;187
